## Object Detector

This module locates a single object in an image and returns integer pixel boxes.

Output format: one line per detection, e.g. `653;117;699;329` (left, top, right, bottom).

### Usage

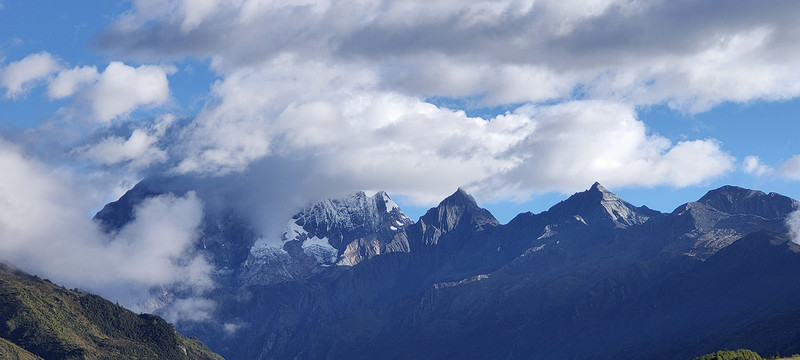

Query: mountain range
94;181;800;359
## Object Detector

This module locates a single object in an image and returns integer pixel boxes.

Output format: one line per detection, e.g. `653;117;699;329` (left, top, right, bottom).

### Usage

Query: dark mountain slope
97;182;800;359
653;186;797;258
588;231;800;359
0;263;223;360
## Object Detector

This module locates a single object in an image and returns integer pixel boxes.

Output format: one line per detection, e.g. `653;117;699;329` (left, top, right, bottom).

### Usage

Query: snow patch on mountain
239;190;414;284
250;236;288;255
538;225;556;239
302;236;338;264
284;220;308;241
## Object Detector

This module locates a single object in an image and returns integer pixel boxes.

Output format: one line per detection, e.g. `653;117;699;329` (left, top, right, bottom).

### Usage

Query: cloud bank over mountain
0;140;211;317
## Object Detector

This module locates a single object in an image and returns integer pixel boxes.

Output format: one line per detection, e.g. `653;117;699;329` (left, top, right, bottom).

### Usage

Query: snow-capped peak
247;190;413;270
377;190;402;214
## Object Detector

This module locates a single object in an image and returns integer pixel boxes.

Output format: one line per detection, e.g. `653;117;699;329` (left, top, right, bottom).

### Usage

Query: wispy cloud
786;210;800;245
0;52;60;99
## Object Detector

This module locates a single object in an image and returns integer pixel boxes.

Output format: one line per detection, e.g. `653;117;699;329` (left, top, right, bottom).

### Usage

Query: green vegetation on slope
0;337;42;360
693;349;763;360
0;263;223;360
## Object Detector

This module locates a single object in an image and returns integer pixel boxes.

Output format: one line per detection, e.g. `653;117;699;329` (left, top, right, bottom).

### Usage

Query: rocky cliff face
655;185;798;259
697;185;799;218
545;182;662;229
239;191;413;285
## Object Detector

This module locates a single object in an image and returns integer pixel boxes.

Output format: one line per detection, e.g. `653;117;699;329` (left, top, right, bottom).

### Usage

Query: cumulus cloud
0;139;212;319
77;128;167;168
0;52;60;99
47;65;100;99
155;54;733;204
1;55;171;121
84;61;173;121
742;155;773;177
484;101;735;196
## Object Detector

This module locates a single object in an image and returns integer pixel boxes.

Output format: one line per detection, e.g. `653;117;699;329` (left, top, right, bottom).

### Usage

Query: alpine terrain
95;181;800;359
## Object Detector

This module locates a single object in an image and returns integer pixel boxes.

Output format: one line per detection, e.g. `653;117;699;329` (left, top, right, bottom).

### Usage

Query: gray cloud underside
92;0;800;114
96;1;799;70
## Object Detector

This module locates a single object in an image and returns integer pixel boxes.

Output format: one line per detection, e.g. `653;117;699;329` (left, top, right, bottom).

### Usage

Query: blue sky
2;1;800;229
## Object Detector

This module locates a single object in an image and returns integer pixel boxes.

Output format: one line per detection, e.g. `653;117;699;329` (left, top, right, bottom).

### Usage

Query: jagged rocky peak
241;190;413;283
420;188;499;232
697;185;800;219
548;182;661;228
290;190;411;245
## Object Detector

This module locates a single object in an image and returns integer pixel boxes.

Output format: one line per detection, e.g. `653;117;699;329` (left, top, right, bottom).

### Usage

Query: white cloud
223;321;245;336
111;192;211;291
158;297;216;324
48;65;99;99
77;114;176;169
778;154;800;181
180;0;222;32
0;139;211;319
0;55;171;121
78;129;167;168
0;52;60;99
786;210;800;245
161;55;734;203
487;101;734;196
742;155;773;177
40;61;173;122
85;61;172;121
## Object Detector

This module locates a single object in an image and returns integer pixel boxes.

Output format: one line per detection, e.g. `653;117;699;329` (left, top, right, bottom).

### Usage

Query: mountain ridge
93;181;800;359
